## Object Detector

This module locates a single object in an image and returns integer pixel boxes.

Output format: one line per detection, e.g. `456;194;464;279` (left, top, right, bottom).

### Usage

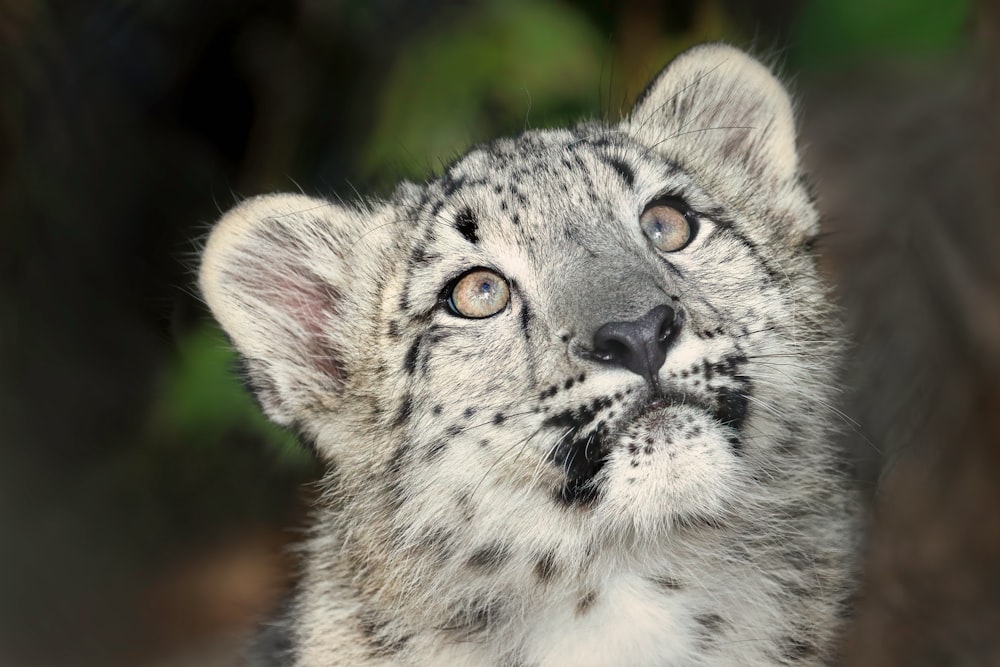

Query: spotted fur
200;44;858;666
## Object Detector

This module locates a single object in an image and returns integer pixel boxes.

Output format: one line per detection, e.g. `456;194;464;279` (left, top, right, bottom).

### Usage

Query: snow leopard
199;43;857;666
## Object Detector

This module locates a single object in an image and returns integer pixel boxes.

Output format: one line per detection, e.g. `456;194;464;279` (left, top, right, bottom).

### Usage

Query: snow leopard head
200;44;835;550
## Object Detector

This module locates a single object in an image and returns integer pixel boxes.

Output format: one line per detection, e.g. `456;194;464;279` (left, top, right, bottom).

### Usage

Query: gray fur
199;44;858;666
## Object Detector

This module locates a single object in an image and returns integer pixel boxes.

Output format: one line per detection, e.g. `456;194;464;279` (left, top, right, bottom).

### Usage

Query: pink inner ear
274;268;342;340
270;265;346;384
226;243;347;385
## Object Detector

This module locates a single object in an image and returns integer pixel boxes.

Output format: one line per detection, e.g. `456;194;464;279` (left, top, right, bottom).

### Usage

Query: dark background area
1;0;998;665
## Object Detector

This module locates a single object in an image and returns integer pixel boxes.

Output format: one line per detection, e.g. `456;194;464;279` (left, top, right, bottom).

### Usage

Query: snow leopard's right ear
200;193;387;426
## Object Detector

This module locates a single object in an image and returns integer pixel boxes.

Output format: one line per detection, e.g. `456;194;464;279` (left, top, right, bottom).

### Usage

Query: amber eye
447;269;510;318
640;202;693;252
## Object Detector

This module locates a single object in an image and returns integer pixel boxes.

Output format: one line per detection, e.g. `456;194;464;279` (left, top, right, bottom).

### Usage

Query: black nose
592;304;679;383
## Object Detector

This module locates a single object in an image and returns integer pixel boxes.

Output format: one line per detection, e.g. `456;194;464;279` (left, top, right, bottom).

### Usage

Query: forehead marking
598;153;635;189
454;207;479;244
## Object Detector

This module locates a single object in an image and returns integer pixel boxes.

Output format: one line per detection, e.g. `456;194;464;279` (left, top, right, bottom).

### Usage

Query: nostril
595;337;631;363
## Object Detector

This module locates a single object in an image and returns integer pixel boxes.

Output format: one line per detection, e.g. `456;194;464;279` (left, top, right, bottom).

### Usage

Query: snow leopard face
201;44;834;575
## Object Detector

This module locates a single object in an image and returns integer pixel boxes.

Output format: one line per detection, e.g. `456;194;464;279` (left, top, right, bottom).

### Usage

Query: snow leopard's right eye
446;268;510;319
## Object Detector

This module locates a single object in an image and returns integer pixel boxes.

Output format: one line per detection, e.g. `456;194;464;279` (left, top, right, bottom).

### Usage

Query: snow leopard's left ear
623;43;799;187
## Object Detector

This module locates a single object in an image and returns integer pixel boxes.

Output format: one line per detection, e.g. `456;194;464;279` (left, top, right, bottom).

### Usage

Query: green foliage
363;0;607;183
151;324;307;465
795;0;970;68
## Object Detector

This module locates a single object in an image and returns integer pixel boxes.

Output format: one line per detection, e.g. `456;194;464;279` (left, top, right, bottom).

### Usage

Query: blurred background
1;0;997;665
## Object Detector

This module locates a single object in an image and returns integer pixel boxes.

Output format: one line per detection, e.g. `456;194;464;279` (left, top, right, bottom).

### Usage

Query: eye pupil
448;269;510;318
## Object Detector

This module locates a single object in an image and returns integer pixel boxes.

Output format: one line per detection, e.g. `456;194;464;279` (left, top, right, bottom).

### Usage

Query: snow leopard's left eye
640;199;696;252
446;268;510;319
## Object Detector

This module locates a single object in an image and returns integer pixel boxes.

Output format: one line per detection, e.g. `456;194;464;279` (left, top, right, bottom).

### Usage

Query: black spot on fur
492;412;506;425
386;441;411;477
393;395;413;427
692;611;726;651
404;334;422;374
714;386;749;430
409;244;430;266
455;207;479;244
534;551;558;582
590;397;611;413
575;590;598;616
519;304;532;338
467;543;512;572
425;439;448;461
397;286;411;313
695;613;724;634
606;156;635;188
544;403;599;431
649;574;683;591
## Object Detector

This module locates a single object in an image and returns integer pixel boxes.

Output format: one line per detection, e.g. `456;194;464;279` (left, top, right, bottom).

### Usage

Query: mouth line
542;383;751;506
632;385;750;431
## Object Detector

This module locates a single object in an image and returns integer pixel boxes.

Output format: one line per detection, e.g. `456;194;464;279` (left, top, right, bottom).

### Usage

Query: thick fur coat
200;44;857;666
